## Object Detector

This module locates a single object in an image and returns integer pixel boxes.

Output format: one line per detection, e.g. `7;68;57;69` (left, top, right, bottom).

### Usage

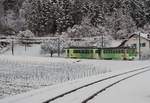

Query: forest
0;0;150;39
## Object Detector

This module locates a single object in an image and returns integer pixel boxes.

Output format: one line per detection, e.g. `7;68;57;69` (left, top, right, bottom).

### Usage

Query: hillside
0;0;150;39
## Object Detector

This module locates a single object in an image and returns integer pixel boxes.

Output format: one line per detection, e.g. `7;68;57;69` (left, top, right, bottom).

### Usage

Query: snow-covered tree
36;0;57;35
130;0;146;28
22;0;43;36
56;0;74;33
41;37;66;56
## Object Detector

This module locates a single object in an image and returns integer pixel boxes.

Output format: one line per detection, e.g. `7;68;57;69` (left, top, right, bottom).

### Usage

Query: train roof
65;46;135;49
65;46;98;49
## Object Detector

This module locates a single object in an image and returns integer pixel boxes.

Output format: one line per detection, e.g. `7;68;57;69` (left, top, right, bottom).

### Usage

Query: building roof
119;33;150;47
133;32;150;40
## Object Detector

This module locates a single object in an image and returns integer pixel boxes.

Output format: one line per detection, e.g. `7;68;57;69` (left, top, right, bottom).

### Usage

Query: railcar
65;47;137;60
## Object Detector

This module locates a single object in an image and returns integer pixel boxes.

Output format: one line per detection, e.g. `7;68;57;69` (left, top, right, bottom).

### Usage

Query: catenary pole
139;32;141;60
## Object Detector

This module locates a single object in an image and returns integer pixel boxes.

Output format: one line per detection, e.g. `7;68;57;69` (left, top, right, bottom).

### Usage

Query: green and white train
65;47;137;60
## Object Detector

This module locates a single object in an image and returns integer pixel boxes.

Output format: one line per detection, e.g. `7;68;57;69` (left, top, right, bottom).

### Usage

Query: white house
119;33;150;59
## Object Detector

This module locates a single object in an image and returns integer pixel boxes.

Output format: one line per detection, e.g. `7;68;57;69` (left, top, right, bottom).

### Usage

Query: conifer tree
56;0;74;33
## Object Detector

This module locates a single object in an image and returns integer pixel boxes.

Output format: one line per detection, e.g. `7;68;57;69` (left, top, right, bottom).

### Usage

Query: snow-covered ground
0;44;150;102
3;44;42;57
0;63;150;103
0;54;150;100
91;70;150;103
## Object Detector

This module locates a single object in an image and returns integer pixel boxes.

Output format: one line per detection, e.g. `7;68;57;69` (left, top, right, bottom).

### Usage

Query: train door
123;49;127;60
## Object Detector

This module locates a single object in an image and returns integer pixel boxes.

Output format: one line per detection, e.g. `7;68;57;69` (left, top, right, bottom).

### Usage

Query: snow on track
90;69;150;103
1;66;150;103
46;67;150;103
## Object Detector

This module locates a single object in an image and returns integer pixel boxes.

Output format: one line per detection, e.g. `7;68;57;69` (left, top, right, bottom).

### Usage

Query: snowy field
0;44;150;100
0;60;150;103
0;54;150;100
3;44;42;57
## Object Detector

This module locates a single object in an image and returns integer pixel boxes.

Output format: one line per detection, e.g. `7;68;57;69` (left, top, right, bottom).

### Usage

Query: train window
73;50;76;53
106;50;108;53
112;50;115;54
85;50;87;53
85;50;89;54
108;50;111;53
110;50;112;53
104;50;106;53
78;50;91;54
90;50;93;53
121;49;124;53
96;50;100;53
116;50;118;53
121;49;123;53
103;50;106;53
104;50;107;53
107;50;109;53
73;50;80;53
81;50;84;53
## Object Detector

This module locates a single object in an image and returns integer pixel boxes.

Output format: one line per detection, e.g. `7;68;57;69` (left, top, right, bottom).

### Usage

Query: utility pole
57;37;60;57
102;34;104;48
139;32;141;60
11;38;14;55
25;39;27;52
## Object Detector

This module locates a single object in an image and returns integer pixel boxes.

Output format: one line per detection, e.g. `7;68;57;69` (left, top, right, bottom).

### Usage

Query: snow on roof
133;32;150;40
109;40;123;47
119;32;150;47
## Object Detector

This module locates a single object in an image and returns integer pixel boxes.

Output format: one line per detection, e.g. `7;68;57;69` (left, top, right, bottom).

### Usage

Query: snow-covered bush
17;30;34;39
17;30;34;45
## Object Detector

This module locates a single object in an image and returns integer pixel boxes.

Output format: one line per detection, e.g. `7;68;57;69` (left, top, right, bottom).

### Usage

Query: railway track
43;66;150;103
